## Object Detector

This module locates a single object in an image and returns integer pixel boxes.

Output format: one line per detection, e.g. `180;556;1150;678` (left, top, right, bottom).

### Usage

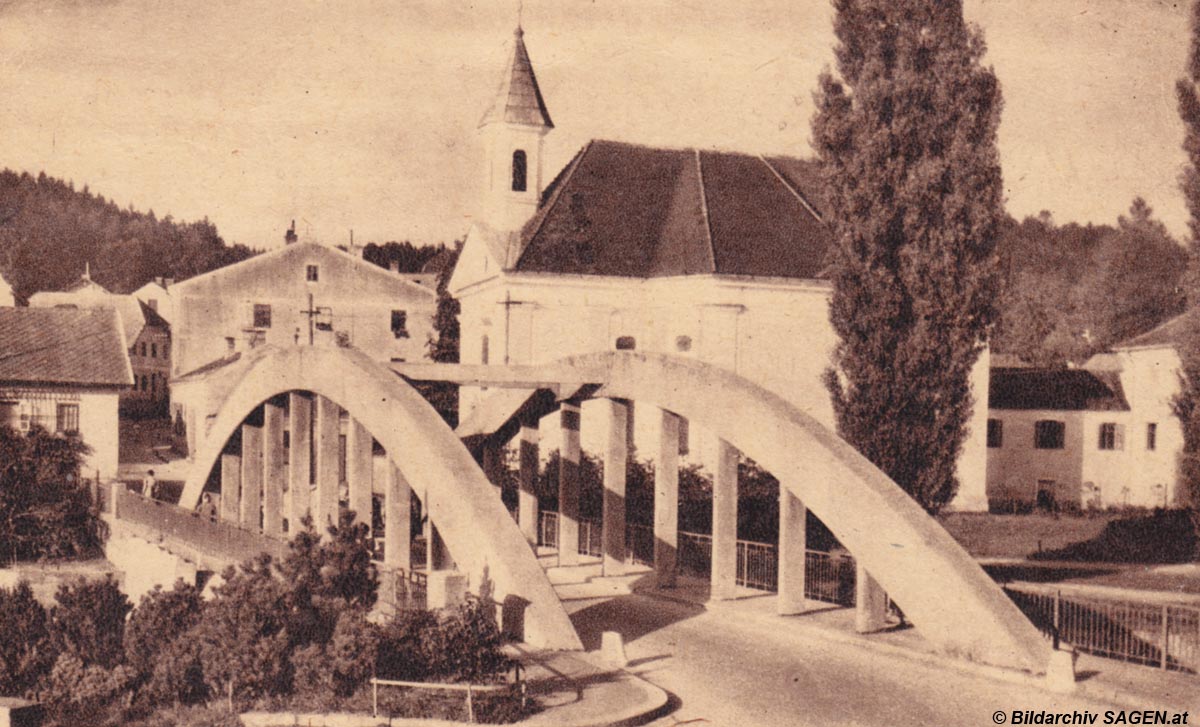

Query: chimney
285;220;298;245
388;261;400;274
164;278;174;287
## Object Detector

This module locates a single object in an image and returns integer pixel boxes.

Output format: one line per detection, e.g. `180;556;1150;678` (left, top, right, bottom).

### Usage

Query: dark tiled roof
0;307;133;387
479;27;553;129
512;140;831;279
138;299;169;330
1115;307;1199;350
989;368;1130;412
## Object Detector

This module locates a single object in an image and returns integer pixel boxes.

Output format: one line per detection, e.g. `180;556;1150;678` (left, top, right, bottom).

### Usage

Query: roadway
565;594;1126;727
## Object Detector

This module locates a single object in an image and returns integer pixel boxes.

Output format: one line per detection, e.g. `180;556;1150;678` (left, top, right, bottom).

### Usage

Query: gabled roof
989;368;1130;412
0;307;133;388
509;140;831;280
1114;307;1199;351
27;289;157;345
479;27;553;129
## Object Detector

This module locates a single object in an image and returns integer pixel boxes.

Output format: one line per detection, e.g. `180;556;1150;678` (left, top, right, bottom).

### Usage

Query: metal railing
371;535;427;573
1004;584;1200;673
538;511;558;550
737;540;778;591
804;549;857;607
371;664;525;723
678;531;713;576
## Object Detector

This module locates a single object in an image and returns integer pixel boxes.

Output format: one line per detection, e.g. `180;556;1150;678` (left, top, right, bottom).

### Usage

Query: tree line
0;170;256;301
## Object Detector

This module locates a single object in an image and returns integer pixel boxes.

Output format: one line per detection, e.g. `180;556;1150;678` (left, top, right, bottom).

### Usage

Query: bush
0;581;53;697
39;653;134;724
47;576;130;669
0;426;99;564
124;582;204;707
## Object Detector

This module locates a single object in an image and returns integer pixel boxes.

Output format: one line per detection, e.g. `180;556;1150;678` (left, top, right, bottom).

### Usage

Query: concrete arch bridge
113;345;1049;671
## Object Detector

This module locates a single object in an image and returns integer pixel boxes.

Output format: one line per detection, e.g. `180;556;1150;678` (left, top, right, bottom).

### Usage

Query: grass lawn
937;512;1118;559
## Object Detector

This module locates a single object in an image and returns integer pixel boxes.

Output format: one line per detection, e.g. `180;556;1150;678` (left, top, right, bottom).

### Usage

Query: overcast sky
0;0;1190;249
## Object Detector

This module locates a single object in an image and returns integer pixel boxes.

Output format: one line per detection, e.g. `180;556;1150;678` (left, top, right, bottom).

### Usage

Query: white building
0;307;133;480
132;277;177;325
450;25;990;510
987;310;1195;511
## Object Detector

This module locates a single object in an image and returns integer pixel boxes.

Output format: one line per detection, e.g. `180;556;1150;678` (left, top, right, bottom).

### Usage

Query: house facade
29;274;172;416
0;307;133;480
449;26;991;510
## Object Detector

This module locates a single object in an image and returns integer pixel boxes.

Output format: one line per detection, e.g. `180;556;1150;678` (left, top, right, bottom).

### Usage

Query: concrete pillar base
1044;649;1078;693
855;564;889;634
427;570;468;610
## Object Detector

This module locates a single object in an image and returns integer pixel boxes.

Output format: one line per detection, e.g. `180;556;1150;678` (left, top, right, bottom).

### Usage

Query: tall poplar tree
812;0;1003;513
1173;0;1200;541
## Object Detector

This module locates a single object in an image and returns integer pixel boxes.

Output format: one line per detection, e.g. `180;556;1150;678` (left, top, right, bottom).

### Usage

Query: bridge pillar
384;463;411;572
314;396;341;532
518;415;540;545
557;400;582;566
711;439;739;601
288;392;313;530
602;399;628;575
240;424;263;531
347;419;373;533
855;563;890;633
777;489;807;615
220;452;241;523
262;399;286;536
654;410;680;588
481;441;505;491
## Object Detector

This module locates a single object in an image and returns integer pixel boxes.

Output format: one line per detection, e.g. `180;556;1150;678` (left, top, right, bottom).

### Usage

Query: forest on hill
0;169;257;302
991;197;1189;367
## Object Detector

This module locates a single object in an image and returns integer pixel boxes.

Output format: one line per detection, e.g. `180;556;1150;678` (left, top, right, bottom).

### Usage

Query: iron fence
804;550;857;607
737;540;778;591
538;511;558;550
678;531;713;576
1004;584;1200;673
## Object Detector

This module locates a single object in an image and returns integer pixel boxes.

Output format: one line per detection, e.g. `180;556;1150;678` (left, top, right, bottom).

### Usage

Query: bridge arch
482;351;1050;672
178;345;581;651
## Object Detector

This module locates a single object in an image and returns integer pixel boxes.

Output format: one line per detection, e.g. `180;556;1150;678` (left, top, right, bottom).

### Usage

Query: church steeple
479;24;554;234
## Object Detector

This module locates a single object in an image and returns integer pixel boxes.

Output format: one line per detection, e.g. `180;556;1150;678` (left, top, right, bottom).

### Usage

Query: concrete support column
711;439;739;601
347;419;373;533
654;410;680;588
288;392;312;530
314;396;341;532
602;399;628;575
518;416;540;545
262;400;285;537
220;453;241;523
384;464;411;572
240;424;263;531
777;488;808;615
558;400;582;566
855;564;890;633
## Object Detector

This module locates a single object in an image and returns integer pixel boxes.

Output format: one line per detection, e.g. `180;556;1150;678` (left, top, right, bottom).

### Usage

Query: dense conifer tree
812;0;1003;513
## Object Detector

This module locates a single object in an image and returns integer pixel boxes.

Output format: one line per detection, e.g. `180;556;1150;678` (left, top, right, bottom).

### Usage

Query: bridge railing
111;484;289;565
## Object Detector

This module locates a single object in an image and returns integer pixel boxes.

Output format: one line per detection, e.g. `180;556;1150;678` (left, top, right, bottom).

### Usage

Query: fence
737;540;778;591
371;667;525;723
1004;584;1200;673
538;511;558;550
626;523;655;566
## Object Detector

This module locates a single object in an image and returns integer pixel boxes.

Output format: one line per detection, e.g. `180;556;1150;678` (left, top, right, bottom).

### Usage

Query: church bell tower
479;25;554;234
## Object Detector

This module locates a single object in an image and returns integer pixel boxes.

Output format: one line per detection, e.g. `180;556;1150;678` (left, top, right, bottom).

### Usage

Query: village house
132;277;177;325
986;311;1194;510
29;270;172;417
449;26;991;510
0;307;133;479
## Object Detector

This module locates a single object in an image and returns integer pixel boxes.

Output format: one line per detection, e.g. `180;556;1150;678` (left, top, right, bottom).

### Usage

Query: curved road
567;594;1125;727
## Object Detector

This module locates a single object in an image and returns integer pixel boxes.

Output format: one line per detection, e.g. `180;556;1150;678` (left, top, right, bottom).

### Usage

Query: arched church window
512;150;527;192
615;336;636;351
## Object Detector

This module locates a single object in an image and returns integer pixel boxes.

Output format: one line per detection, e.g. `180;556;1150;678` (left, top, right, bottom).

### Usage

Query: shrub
39;652;134;725
124;582;204;707
0;581;53;696
143;634;206;709
47;576;131;669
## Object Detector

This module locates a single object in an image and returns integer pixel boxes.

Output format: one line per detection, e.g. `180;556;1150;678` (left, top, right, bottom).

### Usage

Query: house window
151;343;157;358
140;342;147;357
1034;420;1065;450
1098;422;1123;451
151;374;157;396
987;418;1003;448
391;310;408;338
512;150;527;192
1147;423;1158;451
306;265;319;282
254;303;272;329
615;336;636;351
56;404;79;435
140;375;148;392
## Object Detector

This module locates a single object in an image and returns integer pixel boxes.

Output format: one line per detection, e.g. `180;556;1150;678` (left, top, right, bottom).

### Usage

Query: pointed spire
479;23;554;129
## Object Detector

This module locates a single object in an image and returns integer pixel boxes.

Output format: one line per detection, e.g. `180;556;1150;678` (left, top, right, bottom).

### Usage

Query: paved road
566;594;1132;727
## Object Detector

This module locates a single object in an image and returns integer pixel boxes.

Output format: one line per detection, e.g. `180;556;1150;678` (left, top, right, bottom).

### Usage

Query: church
449;25;991;511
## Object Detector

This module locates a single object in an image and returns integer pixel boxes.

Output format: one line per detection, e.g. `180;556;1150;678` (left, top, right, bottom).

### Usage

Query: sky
0;0;1192;250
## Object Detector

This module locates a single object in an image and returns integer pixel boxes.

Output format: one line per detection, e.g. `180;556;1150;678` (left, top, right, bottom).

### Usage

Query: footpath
626;573;1200;714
